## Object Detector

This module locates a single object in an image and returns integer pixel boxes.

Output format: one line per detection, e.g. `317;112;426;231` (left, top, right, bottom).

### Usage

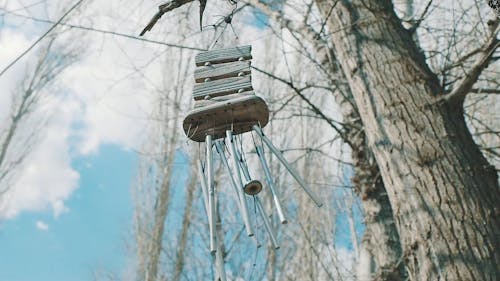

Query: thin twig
0;0;84;77
252;65;345;140
140;0;195;36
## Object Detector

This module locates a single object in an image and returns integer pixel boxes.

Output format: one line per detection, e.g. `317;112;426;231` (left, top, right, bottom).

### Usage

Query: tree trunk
145;119;180;281
345;106;405;280
323;43;405;280
172;162;197;281
316;0;500;280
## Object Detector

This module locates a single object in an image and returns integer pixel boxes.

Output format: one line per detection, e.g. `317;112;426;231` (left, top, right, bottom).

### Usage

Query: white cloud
0;96;80;219
0;0;273;221
0;0;157;219
35;220;49;231
64;59;152;154
0;29;30;123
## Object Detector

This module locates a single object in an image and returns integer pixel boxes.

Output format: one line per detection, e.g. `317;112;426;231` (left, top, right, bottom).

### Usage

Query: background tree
133;0;499;280
314;0;499;280
0;1;85;199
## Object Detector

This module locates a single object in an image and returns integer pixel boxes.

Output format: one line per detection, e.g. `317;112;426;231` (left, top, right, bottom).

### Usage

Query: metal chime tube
226;130;255;234
214;207;227;281
237;152;252;182
252;125;323;207
255;145;287;224
215;141;254;237
234;147;277;248
255;196;280;249
206;135;217;253
215;245;227;281
197;160;210;216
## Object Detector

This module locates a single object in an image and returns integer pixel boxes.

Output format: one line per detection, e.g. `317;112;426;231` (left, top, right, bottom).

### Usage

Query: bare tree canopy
3;0;498;280
135;0;500;280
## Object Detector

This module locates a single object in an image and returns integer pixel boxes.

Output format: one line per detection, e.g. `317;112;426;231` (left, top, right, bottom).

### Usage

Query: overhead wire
0;0;84;77
0;0;45;17
0;6;206;65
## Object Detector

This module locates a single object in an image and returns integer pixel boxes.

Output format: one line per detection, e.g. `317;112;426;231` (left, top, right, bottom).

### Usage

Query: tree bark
343;98;405;280
316;0;500;280
322;36;406;281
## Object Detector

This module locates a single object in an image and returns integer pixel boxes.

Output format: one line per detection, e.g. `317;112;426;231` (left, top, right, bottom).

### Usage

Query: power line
0;0;45;17
0;7;206;51
0;0;84;77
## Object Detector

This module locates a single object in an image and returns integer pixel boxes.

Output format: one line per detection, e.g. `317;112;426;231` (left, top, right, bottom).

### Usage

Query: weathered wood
195;45;252;66
183;95;269;142
193;76;252;100
194;91;255;108
194;61;251;83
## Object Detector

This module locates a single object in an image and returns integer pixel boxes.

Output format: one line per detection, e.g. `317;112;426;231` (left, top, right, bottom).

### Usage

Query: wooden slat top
194;91;255;108
192;76;252;100
195;45;252;66
183;95;269;142
194;61;251;83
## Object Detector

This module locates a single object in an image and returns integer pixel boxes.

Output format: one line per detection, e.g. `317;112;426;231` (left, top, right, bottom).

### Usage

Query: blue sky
0;1;364;279
0;145;136;281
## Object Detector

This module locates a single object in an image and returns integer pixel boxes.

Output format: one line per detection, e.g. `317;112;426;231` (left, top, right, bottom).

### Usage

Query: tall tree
315;0;499;280
243;0;405;278
138;0;500;279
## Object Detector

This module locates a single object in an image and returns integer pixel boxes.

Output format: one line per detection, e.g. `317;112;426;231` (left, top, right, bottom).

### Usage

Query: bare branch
470;87;500;94
444;18;500;104
140;0;195;36
251;65;345;139
0;0;83;77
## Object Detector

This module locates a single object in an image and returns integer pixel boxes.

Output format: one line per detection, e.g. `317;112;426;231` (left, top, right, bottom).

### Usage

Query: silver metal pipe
252;125;323;207
252;234;262;249
197;159;210;217
255;145;287;224
215;141;254;236
226;137;262;248
226;130;255;237
215;216;227;281
215;245;227;281
255;196;280;249
233;143;251;183
234;145;263;195
206;135;217;253
238;151;252;181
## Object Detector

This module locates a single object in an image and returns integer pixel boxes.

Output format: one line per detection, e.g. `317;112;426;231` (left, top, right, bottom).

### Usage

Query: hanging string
250;130;258;150
207;3;239;50
238;134;247;166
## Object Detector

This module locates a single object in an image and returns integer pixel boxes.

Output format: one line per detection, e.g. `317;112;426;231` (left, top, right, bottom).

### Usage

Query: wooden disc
183;95;269;142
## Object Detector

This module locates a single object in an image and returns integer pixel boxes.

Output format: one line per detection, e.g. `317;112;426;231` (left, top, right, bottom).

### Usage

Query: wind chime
183;45;323;280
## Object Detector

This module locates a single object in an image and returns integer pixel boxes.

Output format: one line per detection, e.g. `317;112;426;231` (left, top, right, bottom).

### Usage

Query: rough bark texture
341;91;405;281
489;0;500;18
317;0;500;280
321;34;406;281
305;24;406;279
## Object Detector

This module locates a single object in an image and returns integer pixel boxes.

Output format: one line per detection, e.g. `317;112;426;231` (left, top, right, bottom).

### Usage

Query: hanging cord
207;3;240;49
238;134;247;165
0;0;85;78
250;130;259;150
